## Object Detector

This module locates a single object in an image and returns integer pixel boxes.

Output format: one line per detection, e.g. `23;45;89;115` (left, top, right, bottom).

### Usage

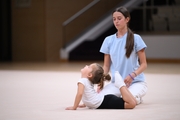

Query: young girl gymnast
65;63;136;110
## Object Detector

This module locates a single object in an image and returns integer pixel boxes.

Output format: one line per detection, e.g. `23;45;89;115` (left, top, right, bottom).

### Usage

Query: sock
114;71;126;89
135;95;143;105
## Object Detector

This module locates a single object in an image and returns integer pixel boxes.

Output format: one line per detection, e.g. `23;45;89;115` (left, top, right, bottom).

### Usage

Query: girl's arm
66;83;84;110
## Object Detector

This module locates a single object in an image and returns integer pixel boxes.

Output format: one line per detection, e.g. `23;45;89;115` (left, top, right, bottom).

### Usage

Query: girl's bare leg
114;71;136;109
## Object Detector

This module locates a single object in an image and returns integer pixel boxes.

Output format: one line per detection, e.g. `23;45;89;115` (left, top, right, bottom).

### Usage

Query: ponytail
98;74;111;90
125;28;134;58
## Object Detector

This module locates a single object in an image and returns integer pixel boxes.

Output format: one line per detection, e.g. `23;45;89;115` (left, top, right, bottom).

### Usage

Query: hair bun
104;74;111;81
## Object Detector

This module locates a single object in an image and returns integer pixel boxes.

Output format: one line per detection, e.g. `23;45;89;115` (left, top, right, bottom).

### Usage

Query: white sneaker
114;71;125;89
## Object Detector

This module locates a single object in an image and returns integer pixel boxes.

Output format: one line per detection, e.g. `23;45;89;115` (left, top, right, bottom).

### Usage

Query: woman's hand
124;75;133;87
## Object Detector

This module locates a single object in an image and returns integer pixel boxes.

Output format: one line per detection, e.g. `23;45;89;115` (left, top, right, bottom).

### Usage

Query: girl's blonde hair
89;63;111;90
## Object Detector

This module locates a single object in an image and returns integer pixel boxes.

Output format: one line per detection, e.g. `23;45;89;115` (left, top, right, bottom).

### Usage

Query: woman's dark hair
89;63;111;90
113;6;134;58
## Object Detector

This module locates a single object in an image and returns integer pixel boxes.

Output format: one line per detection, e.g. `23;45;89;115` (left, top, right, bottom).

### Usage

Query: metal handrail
62;0;100;26
62;0;100;48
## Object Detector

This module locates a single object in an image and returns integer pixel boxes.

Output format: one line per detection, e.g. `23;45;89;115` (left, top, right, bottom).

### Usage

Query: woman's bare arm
103;54;111;75
134;48;147;76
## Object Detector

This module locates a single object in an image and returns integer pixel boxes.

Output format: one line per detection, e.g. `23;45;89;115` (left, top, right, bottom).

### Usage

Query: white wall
142;35;180;59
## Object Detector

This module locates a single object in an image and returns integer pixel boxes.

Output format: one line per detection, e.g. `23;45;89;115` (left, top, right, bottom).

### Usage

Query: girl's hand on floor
65;106;76;110
78;104;86;108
